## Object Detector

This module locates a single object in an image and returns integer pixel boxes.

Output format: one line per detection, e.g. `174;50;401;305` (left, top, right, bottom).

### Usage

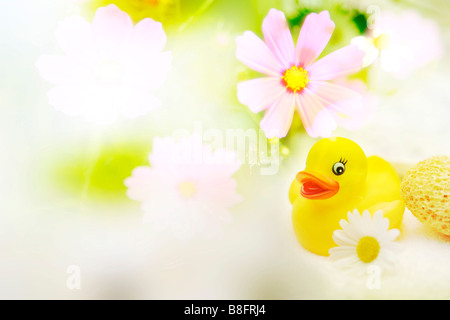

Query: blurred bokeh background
1;0;449;299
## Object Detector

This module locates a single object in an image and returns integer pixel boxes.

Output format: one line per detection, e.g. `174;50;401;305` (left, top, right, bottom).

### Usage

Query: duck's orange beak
296;171;339;200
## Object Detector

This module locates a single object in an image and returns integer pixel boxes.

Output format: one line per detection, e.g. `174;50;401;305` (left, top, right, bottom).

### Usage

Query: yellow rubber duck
289;137;405;256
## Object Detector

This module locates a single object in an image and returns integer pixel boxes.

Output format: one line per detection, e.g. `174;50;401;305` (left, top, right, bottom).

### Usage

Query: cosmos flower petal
47;85;86;116
260;92;296;138
296;11;335;67
55;15;94;62
149;136;189;167
81;88;120;124
296;90;337;138
92;4;133;56
117;89;162;118
130;51;172;90
307;44;364;81
331;78;378;130
124;166;160;201
236;31;284;77
307;81;364;117
199;178;243;208
237;77;286;113
262;9;295;67
129;18;167;55
35;55;88;85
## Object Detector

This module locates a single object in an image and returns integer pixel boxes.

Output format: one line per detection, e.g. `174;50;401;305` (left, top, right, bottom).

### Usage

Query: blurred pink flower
36;4;172;124
352;10;443;78
236;9;365;138
332;78;378;129
124;135;242;240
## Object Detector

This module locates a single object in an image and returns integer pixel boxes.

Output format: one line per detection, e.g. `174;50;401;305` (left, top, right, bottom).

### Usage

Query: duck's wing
364;156;405;228
366;156;403;204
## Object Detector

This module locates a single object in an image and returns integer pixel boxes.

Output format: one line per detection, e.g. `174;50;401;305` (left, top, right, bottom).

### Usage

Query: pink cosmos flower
236;9;365;138
124;135;242;240
36;4;171;124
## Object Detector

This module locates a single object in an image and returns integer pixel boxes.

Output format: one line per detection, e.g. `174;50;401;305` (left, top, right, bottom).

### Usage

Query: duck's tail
367;199;405;229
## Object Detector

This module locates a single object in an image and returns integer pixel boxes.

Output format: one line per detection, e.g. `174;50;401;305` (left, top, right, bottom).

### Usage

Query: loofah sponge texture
400;156;450;235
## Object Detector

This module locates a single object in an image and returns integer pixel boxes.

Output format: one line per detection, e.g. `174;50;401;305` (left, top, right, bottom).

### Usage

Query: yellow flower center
282;66;309;93
178;181;197;198
94;58;123;83
373;34;391;51
356;236;380;263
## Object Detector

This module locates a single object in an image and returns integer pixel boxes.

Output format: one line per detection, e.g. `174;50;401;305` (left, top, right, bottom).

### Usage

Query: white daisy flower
329;209;401;276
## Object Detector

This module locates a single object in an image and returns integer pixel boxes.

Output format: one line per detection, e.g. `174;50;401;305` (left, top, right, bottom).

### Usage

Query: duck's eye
332;162;345;176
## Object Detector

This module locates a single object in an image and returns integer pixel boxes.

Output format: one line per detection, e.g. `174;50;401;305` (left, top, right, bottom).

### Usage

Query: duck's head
296;137;368;203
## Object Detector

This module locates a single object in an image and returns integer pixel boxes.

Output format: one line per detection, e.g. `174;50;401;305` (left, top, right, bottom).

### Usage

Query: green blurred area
50;140;150;204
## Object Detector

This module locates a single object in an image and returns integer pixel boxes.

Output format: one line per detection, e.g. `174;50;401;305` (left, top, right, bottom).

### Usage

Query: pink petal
262;9;295;67
296;11;335;67
92;4;133;57
123;51;172;91
81;87;119;124
198;177;242;208
35;54;89;85
55;15;94;63
237;77;286;113
307;81;364;117
124;166;159;202
116;88;162;118
260;92;296;138
307;44;364;81
236;31;284;76
47;85;85;116
128;18;167;56
332;79;379;130
296;89;337;138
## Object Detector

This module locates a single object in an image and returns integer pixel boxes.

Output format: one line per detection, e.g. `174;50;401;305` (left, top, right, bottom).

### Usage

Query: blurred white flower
36;4;172;124
352;10;443;78
329;209;401;276
124;135;242;240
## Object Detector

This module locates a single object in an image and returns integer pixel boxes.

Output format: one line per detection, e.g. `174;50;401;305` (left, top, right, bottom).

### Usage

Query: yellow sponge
400;156;450;235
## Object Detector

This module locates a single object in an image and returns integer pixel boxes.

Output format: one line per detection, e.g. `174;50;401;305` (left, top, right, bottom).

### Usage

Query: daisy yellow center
373;34;391;51
94;58;123;82
178;181;197;198
356;236;380;263
282;66;309;93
